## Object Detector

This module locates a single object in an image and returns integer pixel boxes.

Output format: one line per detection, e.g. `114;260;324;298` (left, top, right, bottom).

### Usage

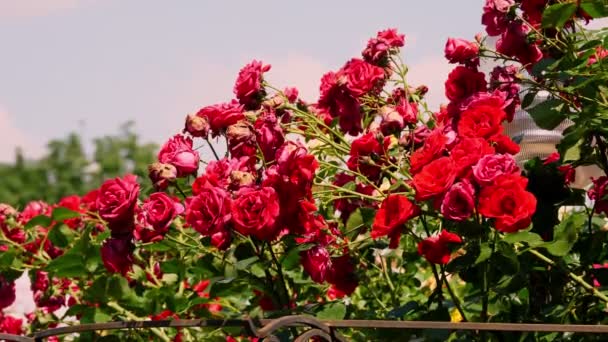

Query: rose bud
229;170;256;189
184;113;210;138
379;106;404;134
148;162;178;190
226;120;255;142
444;37;479;64
158;134;200;177
262;94;284;108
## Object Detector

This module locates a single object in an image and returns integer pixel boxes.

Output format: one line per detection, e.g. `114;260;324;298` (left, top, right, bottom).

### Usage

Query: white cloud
0;0;88;19
0;107;43;162
407;55;452;111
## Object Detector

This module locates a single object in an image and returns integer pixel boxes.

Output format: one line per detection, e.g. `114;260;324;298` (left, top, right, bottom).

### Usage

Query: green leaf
521;91;537;109
48;223;75;248
475;243;492;265
51;207;81;221
542;3;578;29
316;302;347;320
236;256;259;271
502;231;544;247
24;215;52;230
527;98;567;130
46;227;97;277
581;0;608;18
282;243;313;270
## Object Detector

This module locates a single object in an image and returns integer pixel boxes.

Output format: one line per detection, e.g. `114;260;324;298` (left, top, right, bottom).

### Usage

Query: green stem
440;264;468;322
268;243;292;311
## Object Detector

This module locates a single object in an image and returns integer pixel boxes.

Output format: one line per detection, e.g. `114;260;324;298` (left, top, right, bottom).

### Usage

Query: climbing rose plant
1;1;608;340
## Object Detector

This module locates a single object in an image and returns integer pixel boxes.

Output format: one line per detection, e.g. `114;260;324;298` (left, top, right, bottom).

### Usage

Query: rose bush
1;1;608;341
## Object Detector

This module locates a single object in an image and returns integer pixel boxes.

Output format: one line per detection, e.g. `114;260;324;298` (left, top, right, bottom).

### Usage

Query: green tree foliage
0;122;156;207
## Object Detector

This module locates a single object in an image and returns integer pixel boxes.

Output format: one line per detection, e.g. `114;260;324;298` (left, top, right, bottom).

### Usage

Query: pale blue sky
0;0;485;161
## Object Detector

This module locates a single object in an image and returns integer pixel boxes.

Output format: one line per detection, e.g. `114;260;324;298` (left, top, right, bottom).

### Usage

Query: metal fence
2;315;608;341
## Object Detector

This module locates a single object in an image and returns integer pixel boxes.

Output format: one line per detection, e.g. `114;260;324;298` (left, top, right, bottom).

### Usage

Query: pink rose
232;187;280;241
96;174;140;236
233;60;271;108
18;200;50;224
158;134;200;176
445;38;479;64
482;0;515;36
441;180;476;221
300;246;332;283
497;22;542;68
100;237;134;276
196;100;245;137
342;58;386;97
472;153;520;186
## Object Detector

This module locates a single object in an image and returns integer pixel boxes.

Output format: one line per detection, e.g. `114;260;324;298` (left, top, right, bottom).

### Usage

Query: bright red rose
347;133;386;180
488;132;521;154
100;237;134;276
589;176;608;216
254;110;285;162
0;314;22;335
417;230;463;264
341;58;385;97
232;187;280;241
472;153;519;186
482;0;515;36
450;137;495;177
0;276;15;309
135;193;181;242
409;129;448;174
441;180;476;222
445;38;479;64
479;174;537;232
81;189;100;211
300;246;332;283
96;174;140;236
372;194;420;248
413;157;457;201
185;186;232;237
445;66;487;102
158;134;200;176
234;60;271;108
210;229;232;250
457;104;505;139
196;100;245;137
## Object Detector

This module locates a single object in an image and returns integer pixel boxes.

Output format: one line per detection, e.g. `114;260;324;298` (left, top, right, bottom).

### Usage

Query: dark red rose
347;133;387;180
232;187;280;241
379;105;404;134
449;137;495;177
445;66;487;102
482;0;515;36
497;22;542;68
479;174;537;232
158;134;200;176
333;174;376;223
96;174;140;237
372;194;420;248
341;58;385;97
441;180;476;221
300;245;332;283
135;192;182;242
457;104;505;139
100;237;134;276
444;38;479;64
234;60;271;108
589;176;608;216
326;254;358;297
413;157;457;201
254;110;285;162
317;71;363;136
0;276;16;309
185;186;231;237
418;230;463;264
489;65;520;121
196;100;245;137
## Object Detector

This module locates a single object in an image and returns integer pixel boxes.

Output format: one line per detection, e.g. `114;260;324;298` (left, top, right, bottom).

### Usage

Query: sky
0;0;489;162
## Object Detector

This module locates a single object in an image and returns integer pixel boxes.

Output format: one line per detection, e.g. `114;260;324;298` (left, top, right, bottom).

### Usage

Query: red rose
96;174;140;236
254;110;285;162
457;104;505;139
444;38;479;64
362;28;405;64
81;189;100;211
450;137;495;177
185;186;232;237
488;132;520;154
589;177;608;216
497;23;542;67
409;129;448;174
317;71;362;135
473;153;519;186
479;174;537;233
0;314;22;335
326;254;358;297
441;180;476;222
232;187;280;241
347;133;386;180
135;193;181;242
418;230;463;264
100;237;134;276
18;200;50;224
234;60;271;108
341;58;385;97
445;66;487;102
372;194;420;248
0;276;15;310
0;204;24;244
300;246;332;283
226;120;257;159
482;0;514;36
413;157;457;201
158;134;200;176
196;100;245;137
396;99;418;125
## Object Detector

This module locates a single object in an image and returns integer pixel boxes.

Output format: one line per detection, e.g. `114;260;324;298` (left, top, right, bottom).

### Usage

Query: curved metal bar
0;333;34;342
293;328;333;342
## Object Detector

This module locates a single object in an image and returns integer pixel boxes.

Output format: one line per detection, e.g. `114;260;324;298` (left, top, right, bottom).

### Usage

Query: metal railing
2;315;608;341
